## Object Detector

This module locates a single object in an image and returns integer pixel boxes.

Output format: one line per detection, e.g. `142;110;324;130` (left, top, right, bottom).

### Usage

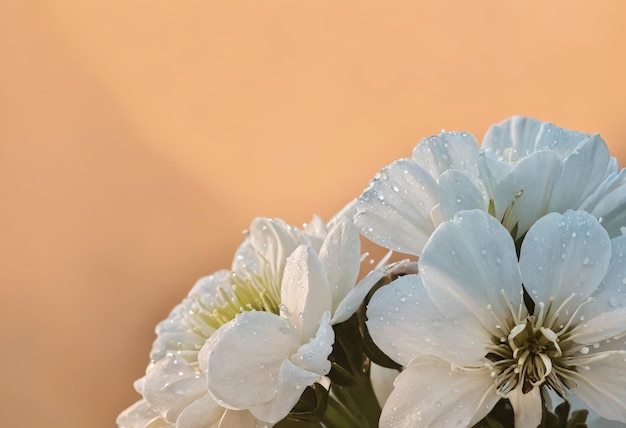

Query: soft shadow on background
1;2;625;427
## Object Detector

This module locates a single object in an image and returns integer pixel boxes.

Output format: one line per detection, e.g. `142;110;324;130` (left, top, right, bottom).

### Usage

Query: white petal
508;385;543;428
493;150;560;238
549;134;610;213
281;245;332;341
354;158;438;256
483;116;591;162
331;266;386;325
290;312;333;375
569;307;626;345
366;274;489;366
142;355;207;423
370;363;399;408
379;355;498;428
579;236;626;319
482;116;545;162
520;211;611;319
176;394;224;428
151;271;230;362
318;220;361;313
412;131;481;180
438;169;488;221
419;209;524;338
202;312;301;410
218;409;265;428
589;170;626;238
476;150;513;199
243;218;309;280
249;359;321;424
570;350;626;423
117;399;169;428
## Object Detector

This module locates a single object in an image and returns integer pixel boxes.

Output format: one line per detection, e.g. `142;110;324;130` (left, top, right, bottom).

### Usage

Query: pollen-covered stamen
187;263;282;337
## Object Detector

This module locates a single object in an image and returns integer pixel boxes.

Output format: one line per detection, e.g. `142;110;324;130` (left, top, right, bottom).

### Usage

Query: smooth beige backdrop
1;2;625;427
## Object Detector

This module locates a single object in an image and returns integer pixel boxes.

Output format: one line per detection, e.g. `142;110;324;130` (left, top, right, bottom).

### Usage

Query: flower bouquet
118;116;626;428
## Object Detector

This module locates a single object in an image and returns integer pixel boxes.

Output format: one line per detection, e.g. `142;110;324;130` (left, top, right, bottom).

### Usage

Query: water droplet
481;249;487;255
572;232;577;238
582;257;591;266
610;296;620;307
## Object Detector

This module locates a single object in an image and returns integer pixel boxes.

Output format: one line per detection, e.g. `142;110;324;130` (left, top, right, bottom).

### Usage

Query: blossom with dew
367;209;626;427
118;216;333;428
355;116;626;256
201;219;388;424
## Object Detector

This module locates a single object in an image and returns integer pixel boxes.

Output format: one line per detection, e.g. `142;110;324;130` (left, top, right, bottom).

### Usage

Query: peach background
1;2;625;427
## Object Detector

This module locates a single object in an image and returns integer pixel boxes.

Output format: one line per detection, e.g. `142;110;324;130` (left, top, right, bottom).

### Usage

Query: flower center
484;291;589;398
192;267;281;333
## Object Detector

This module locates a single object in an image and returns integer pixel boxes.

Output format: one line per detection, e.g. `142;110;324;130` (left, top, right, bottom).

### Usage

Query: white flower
201;220;386;424
355;116;625;256
118;216;331;428
367;209;626;427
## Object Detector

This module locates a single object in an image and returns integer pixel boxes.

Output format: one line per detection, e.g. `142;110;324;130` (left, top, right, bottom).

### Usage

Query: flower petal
151;271;230;362
438;169;488;221
142;355;207;423
116;399;169;428
218;409;267;428
281;245;332;341
508;385;543;428
520;211;611;319
483;116;591;162
570;350;626;423
588;170;626;238
249;359;322;423
355;158;438;256
379;355;498;428
176;393;224;428
202;311;301;410
548;134;610;213
290;312;333;375
318;220;361;313
418;209;523;338
492;150;560;238
578;236;626;320
239;218;310;280
331;265;386;325
412;131;481;181
366;274;489;366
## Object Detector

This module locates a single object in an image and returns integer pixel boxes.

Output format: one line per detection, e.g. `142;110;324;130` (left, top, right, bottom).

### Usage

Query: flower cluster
119;116;626;428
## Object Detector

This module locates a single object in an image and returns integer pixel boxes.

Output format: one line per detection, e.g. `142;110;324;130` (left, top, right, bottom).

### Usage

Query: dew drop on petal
581;347;589;354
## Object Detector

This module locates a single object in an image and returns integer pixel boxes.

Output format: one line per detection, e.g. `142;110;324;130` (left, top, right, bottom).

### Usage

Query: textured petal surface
331;266;386;325
355;158;438;256
116;399;169;428
418;210;523;338
492;150;560;237
366;274;489;366
549;134;610;213
520;211;611;320
411;131;481;180
142;355;207;423
508;386;543;428
588;170;626;238
318;220;361;313
379;355;498;428
176;393;224;428
290;312;333;375
579;237;626;319
438;169;488;221
281;245;331;341
151;271;230;362
571;351;626;424
202;311;301;410
483;116;591;162
249;359;322;423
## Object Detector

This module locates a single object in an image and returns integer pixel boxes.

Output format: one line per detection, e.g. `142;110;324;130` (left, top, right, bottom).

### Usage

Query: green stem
321;395;364;428
328;376;381;428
